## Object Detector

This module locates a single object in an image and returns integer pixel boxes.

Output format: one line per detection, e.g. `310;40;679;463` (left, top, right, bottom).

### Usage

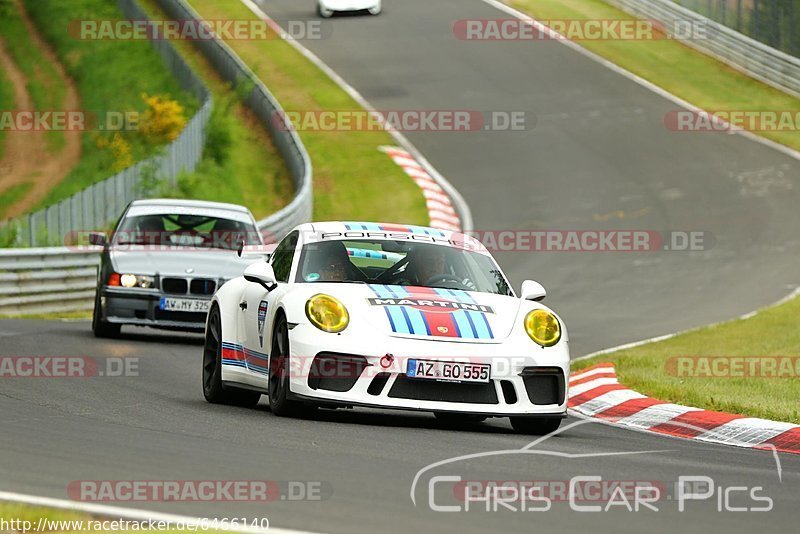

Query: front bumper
99;287;209;331
286;323;569;416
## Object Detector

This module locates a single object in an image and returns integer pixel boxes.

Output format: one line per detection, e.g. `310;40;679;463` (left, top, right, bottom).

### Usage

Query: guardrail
605;0;800;98
0;0;314;315
0;247;101;316
4;0;213;248
155;0;313;241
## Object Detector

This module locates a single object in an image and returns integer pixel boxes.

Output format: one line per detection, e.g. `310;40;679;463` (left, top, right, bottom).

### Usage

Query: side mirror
89;232;107;247
520;280;546;302
243;262;278;291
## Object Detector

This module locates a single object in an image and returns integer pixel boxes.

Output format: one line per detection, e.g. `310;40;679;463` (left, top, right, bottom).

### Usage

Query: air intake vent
520;367;565;405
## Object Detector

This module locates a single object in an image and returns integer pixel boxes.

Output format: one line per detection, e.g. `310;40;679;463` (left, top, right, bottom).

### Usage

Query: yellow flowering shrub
139;93;187;144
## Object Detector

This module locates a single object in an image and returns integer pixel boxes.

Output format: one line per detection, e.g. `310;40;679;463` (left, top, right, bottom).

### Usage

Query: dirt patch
0;0;81;219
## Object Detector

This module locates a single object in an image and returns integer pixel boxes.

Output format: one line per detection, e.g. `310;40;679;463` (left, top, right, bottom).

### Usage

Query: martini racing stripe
221;342;269;374
221;342;246;368
368;285;493;339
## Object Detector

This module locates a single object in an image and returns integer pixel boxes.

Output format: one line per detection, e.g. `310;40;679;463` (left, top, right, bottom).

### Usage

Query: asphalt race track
1;0;799;532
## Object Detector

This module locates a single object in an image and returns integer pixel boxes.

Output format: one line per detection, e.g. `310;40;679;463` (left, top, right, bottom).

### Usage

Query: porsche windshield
296;239;512;295
113;213;260;250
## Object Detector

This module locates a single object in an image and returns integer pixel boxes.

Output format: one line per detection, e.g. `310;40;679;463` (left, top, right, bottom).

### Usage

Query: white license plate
159;297;210;312
407;359;491;383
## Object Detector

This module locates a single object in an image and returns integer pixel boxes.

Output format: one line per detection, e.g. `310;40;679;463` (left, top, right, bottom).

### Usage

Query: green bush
21;0;197;210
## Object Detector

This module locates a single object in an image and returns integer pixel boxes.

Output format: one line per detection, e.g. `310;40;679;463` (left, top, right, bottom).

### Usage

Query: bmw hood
309;284;521;343
109;248;259;279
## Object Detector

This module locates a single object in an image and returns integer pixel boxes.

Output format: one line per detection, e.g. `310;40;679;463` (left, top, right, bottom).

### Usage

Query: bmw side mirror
244;262;278;291
520;280;547;301
89;232;107;247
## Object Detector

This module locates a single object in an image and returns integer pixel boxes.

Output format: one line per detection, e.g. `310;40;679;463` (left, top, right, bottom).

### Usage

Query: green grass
508;0;800;151
135;0;293;219
0;0;66;152
4;309;92;320
188;0;429;224
21;0;198;211
573;294;800;424
0;502;225;533
0;62;14;158
0;182;33;218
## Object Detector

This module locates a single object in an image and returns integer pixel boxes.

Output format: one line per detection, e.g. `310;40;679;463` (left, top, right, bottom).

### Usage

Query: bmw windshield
112;213;261;250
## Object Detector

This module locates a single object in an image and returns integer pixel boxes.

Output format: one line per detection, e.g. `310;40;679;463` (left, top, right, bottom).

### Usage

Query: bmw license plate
407;359;491;383
159;297;210;313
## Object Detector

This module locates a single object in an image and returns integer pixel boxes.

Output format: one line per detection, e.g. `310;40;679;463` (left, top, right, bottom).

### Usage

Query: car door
240;231;299;379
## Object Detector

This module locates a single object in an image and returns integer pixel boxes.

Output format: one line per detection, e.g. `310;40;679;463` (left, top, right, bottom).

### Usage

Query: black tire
92;291;120;338
509;417;562;435
434;412;487;425
203;305;261;407
268;313;310;417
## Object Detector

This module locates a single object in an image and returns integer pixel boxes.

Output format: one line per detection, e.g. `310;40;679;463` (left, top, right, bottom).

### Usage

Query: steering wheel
424;274;472;291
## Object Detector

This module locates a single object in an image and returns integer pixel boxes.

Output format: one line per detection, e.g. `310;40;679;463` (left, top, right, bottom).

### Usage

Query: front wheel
92;291;120;338
203;305;261;407
268;314;310;417
509;417;562;435
368;5;381;15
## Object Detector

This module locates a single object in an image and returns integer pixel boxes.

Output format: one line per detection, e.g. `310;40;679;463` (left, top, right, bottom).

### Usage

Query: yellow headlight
524;309;561;347
120;274;137;288
306;294;349;333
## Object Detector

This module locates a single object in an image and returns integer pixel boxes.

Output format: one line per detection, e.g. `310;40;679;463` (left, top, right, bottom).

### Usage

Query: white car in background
202;222;570;434
317;0;381;18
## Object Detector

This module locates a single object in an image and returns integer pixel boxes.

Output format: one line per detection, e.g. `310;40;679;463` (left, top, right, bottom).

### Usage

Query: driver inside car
397;246;448;287
311;241;351;282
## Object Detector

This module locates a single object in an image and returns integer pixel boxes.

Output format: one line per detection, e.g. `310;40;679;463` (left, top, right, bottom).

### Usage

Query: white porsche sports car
317;0;381;18
202;222;569;434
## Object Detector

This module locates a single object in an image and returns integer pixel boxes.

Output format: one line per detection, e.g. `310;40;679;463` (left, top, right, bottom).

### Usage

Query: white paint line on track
573;287;800;363
0;491;322;534
240;0;473;232
432;1;800;365
479;0;800;163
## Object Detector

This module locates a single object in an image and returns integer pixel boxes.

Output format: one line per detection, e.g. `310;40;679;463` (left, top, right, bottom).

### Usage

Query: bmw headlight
306;294;349;333
119;274;155;289
524;309;561;347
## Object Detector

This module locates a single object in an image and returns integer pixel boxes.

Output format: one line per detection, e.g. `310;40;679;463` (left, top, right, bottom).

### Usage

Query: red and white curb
568;364;800;455
380;146;462;232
